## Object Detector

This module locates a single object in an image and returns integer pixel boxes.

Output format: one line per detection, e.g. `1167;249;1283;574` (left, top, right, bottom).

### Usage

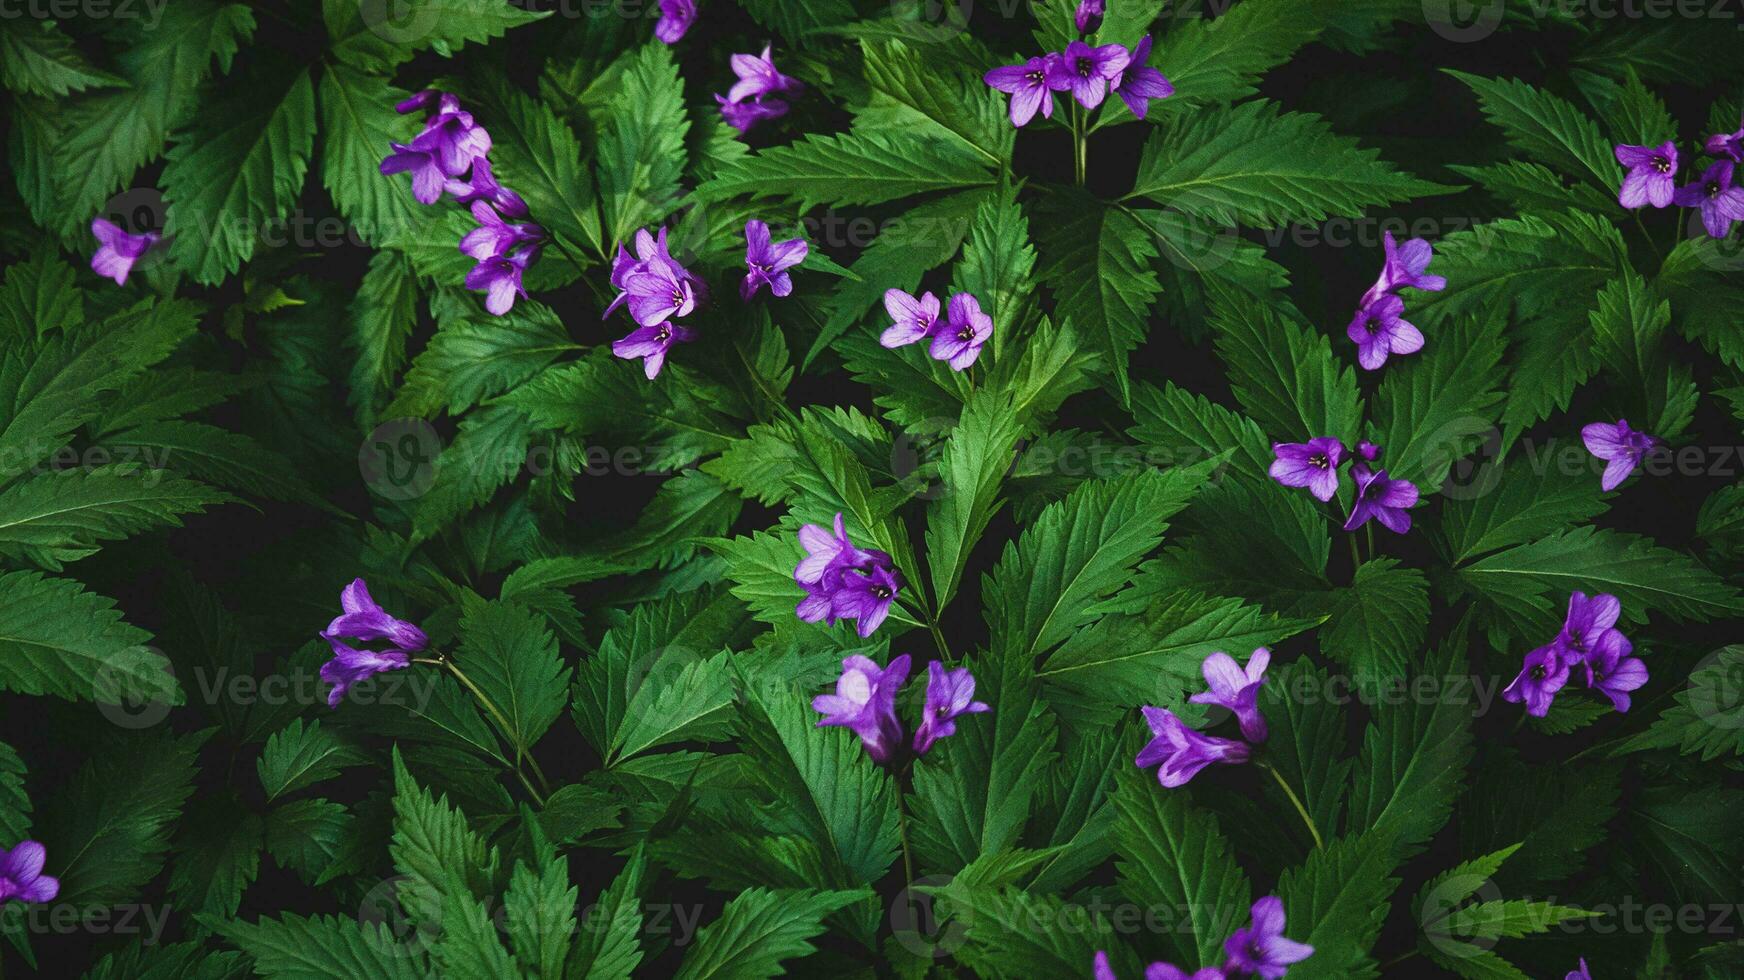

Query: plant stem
893;780;915;888
443;659;547;806
1072;104;1088;186
927;618;951;663
1261;762;1323;849
1364;523;1375;559
1348;533;1362;571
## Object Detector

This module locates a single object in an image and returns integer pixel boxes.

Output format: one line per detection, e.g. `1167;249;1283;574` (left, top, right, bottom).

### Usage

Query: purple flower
1091;953;1220;980
1356;440;1381;462
379;142;448;204
716;94;789;134
1367;231;1447;297
1188;647;1271;743
612;321;697;380
1615;141;1678;209
929;292;993;371
319;578;424;707
1075;0;1105;32
0;841;59;905
89;218;158;286
984;54;1060;128
1342;464;1418;534
605;227;690;319
1135;706;1250;788
1045;40;1130;110
879;289;943;348
728;45;801;103
1584;630;1648;712
444;157;528;217
395;89;440;115
408;104;492;178
1566;958;1593;980
741;219;807;300
1223;897;1315;979
1502;643;1570;717
465;245;537;316
1347;292;1424;371
795;512;869;586
1268;437;1346;502
913;661;990;755
625;260;698;327
1581;418;1655;491
813;654;911;763
1706;115;1743;162
460;201;542;260
1112;35;1174;120
831;563;903;637
792;514;902;636
654;0;695;43
1673;160;1744;239
1556;591;1622;666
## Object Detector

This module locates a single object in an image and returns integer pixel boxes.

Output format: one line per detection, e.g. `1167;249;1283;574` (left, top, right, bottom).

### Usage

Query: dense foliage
0;0;1742;977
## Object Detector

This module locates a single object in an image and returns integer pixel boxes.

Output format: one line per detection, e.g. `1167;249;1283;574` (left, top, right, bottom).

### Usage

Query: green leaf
735;0;855;46
1260;660;1353;842
167;798;262;920
105;421;329;510
318;64;421;246
0;19;125;97
453;597;570;755
1349;642;1474;856
856;37;1012;167
347;251;420;423
1625;784;1744;906
1459;526;1744;623
387;295;573;419
0;466;230;571
698;129;994;210
389;750;501;925
1128;100;1455;226
938;886;1118;979
1590;269;1692;438
408;403;535;542
568;846;648;979
951;185;1037;349
1312;558;1430;683
208;913;428;978
673;887;869;980
1438;456;1607;563
161;67;317;284
1032;193;1162;406
504;849;577;979
1461;752;1620;888
0;739;30;843
1276;830;1400;980
1366;312;1506;494
607;647;738;765
486;88;603;259
0;251;83;342
263;799;351;883
1211;288;1363;445
257;719;368;803
325;0;547;72
1448;70;1617;190
1111;765;1252;970
925;390;1025;611
0;569;170;703
507;353;737;471
1144;1;1322;107
596;41;689;245
1618;646;1744;761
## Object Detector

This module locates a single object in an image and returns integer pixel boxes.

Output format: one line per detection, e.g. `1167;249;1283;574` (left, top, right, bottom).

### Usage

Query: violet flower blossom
1367;231;1447;297
459;201;542;260
1135;706;1250;788
795;513;871;585
741;219;807;300
1707;114;1743;161
1501;643;1569;718
1091;952;1220;980
1342;464;1419;534
1347;292;1425;371
319;578;426;708
879;289;943;348
792;513;903;637
1223;897;1315;979
1673;160;1744;238
0;841;59;905
984;54;1060;128
1112;35;1174;120
1075;0;1105;33
716;94;790;134
1566;958;1593;980
89;218;159;286
612;322;698;380
465;244;538;316
654;0;695;43
624;257;699;327
379;141;448;203
605;227;700;320
444;157;528;217
929;293;993;371
728;45;802;103
1188;647;1271;743
1615;141;1678;209
1556;591;1622;667
1584;631;1648;712
1269;438;1345;502
813;654;910;763
1581;418;1655;491
831;563;903;637
1046;40;1130;110
913;661;990;755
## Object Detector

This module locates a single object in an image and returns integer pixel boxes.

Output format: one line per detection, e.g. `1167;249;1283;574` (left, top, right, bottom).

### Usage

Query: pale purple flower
0;841;59;905
1706;115;1743;162
465;245;537;316
444;157;528;217
813;654;911;763
319;578;424;707
1556;591;1622;666
984;54;1059;128
879;289;943;348
728;45;801;103
1223;897;1315;979
1673;160;1744;238
1357;440;1381;462
1091;953;1221;980
1581;419;1655;491
716;94;789;134
625;260;698;327
395;89;440;115
604;227;692;319
1615;141;1678;209
1366;231;1447;297
741;219;807;300
1045;40;1130;110
1342;464;1418;534
792;513;902;636
1347;292;1424;371
1112;35;1174;120
379;141;447;204
654;0;695;43
459;201;542;260
1268;437;1345;502
1584;631;1648;712
794;512;866;586
832;563;903;637
1502;643;1570;718
612;322;697;380
913;661;990;755
1075;0;1105;32
929;292;993;371
408;104;492;178
1188;647;1270;743
1566;957;1593;980
1135;706;1249;788
89;218;158;286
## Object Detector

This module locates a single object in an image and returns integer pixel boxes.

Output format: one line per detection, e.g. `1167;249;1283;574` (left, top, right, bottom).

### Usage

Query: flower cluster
0;840;59;906
380;90;542;315
716;45;802;134
1136;648;1270;788
1346;231;1444;371
1094;896;1314;978
982;24;1173;127
813;655;989;763
605;225;707;379
1582;418;1656;492
1269;440;1420;534
1502;591;1648;717
653;0;695;44
793;513;904;637
89;218;159;286
879;289;994;371
1616;111;1744;238
318;578;425;707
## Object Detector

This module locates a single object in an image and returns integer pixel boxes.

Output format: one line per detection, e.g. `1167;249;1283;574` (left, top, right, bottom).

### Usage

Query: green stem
443;660;547;807
1364;523;1375;560
927;618;951;663
1072;103;1088;186
893;780;915;888
1348;533;1361;572
1261;762;1323;849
